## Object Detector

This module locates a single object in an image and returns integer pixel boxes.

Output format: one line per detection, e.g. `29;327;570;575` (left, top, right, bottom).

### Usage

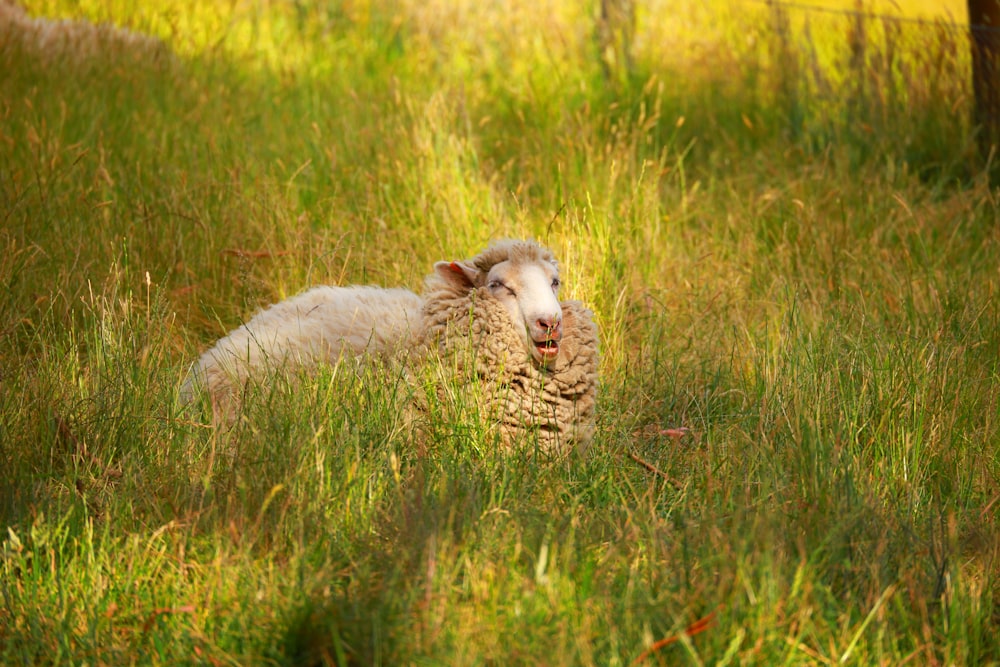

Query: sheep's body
184;240;599;453
182;286;423;403
1;1;172;64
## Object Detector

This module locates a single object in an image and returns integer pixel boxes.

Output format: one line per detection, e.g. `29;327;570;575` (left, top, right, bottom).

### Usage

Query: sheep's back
185;285;423;402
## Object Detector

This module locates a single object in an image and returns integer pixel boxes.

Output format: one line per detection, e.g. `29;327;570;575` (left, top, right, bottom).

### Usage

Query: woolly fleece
183;285;423;404
419;292;599;453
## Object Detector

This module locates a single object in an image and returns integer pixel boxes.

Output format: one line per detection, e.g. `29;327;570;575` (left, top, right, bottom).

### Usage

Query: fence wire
743;0;1000;35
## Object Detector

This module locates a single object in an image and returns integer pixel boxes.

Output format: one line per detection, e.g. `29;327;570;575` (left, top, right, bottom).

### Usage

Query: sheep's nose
538;317;562;338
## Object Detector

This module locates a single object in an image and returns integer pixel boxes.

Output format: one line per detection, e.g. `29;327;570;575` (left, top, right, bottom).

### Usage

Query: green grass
2;0;998;664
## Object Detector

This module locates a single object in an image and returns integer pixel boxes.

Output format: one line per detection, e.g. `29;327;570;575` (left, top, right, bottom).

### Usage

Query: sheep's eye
489;280;514;295
551;278;561;290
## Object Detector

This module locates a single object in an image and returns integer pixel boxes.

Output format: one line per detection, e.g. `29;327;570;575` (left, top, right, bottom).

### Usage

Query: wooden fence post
968;0;1000;159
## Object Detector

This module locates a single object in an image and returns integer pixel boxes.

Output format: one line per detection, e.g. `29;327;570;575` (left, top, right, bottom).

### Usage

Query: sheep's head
433;240;564;366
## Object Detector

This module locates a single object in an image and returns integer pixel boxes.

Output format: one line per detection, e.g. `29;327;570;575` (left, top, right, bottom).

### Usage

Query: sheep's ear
434;260;480;289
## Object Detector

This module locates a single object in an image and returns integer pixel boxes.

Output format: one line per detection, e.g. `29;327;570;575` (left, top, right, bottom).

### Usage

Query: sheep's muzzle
532;321;562;364
535;338;559;361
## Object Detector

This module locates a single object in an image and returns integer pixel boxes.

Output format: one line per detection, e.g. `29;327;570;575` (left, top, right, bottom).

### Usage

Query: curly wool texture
419;272;599;455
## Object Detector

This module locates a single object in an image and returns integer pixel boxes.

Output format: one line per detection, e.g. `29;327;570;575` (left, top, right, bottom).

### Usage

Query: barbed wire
742;0;1000;35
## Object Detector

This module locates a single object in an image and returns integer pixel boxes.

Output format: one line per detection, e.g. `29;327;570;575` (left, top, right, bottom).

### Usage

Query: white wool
182;285;423;403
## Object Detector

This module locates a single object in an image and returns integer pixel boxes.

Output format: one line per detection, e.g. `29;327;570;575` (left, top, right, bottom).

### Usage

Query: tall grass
2;0;997;664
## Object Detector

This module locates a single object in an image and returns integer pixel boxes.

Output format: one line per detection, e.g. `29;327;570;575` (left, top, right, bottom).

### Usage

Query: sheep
1;1;171;65
183;239;599;454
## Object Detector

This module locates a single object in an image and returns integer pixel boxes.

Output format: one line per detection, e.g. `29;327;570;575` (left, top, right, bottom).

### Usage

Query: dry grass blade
632;610;717;664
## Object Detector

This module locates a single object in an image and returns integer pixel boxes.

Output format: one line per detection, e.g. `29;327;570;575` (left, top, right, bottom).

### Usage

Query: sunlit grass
2;0;998;664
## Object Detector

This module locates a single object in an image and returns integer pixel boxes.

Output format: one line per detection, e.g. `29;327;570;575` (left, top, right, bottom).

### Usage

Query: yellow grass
794;0;967;21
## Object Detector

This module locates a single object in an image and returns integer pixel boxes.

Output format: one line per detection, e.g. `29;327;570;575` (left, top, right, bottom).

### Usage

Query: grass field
2;0;998;664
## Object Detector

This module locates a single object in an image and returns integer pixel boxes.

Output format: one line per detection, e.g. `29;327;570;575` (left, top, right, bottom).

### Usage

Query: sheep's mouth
533;338;560;362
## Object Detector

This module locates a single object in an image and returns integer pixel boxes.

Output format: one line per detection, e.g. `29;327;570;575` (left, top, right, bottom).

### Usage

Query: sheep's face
484;260;563;365
435;255;564;366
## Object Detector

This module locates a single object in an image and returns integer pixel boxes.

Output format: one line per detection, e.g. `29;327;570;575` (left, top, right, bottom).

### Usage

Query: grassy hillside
1;0;997;664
